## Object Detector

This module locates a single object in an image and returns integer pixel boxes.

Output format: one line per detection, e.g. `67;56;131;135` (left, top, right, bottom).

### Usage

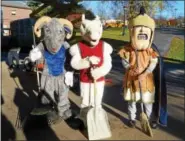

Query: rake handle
135;50;153;137
135;49;144;112
94;79;97;96
92;66;97;106
32;26;41;92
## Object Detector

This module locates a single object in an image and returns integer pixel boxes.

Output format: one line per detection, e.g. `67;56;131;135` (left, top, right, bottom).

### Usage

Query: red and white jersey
78;41;105;83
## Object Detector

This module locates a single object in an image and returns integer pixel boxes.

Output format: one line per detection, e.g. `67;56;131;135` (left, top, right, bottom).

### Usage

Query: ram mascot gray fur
29;16;82;129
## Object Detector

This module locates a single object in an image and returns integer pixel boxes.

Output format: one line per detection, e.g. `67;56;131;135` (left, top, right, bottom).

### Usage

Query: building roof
2;1;31;9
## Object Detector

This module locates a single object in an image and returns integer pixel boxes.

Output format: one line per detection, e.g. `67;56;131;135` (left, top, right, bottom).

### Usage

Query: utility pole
175;8;177;19
122;5;127;36
124;5;127;26
175;8;177;27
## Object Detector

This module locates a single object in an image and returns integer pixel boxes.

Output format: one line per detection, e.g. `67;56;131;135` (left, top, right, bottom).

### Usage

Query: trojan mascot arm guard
119;7;167;126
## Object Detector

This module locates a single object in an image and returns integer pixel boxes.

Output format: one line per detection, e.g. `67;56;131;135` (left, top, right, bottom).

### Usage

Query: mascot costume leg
27;16;82;129
70;13;112;140
118;7;167;136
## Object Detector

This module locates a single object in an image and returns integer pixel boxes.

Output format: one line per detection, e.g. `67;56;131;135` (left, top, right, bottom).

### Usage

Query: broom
135;49;153;137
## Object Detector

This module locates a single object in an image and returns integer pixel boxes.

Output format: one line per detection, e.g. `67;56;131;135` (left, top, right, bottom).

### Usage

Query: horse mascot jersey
70;13;112;110
29;16;82;128
69;13;113;139
118;7;167;128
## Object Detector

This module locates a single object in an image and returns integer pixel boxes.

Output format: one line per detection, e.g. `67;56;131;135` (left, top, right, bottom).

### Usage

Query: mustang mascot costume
70;13;113;139
118;7;167;130
28;16;82;129
70;13;112;113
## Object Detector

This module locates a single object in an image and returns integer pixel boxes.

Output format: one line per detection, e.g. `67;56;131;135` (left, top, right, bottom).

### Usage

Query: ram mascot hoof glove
70;13;113;139
29;16;83;129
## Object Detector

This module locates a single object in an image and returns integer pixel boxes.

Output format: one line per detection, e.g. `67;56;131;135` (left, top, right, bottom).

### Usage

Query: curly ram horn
34;16;52;38
58;18;73;39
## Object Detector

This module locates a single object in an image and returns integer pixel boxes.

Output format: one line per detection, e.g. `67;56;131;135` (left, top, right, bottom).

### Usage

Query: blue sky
161;1;184;18
81;1;184;19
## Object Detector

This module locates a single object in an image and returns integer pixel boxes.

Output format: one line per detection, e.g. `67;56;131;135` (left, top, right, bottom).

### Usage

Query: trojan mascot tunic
118;8;167;128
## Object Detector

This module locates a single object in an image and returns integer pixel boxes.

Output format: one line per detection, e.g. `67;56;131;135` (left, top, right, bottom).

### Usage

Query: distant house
1;1;32;36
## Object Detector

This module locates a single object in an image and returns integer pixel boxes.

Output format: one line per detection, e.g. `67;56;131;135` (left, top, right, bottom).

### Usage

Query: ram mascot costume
118;7;167;133
70;13;113;139
29;16;82;128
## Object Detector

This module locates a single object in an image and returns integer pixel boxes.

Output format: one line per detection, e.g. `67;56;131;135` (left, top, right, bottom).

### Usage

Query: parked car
10;18;36;53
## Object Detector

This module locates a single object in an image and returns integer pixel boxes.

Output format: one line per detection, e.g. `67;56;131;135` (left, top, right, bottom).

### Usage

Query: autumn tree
100;1;177;20
27;0;87;18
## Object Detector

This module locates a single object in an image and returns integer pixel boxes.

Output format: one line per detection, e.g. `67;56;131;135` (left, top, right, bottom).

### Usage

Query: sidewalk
1;55;185;140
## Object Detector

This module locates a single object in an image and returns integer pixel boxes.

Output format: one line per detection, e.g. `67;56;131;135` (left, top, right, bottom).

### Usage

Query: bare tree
176;15;185;27
96;2;110;21
99;0;177;20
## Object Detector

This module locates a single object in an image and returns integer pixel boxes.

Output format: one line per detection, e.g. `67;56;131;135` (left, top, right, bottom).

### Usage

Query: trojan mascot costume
28;16;82;128
118;7;167;128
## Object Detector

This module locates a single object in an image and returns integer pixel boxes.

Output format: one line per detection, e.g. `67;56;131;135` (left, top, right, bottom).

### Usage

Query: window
3;25;9;36
11;10;16;15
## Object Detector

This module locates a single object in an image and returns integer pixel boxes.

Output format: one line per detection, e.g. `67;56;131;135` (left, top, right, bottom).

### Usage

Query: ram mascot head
34;16;73;54
80;13;103;47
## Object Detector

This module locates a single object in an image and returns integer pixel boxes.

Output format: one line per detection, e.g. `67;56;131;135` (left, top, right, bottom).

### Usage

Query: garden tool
135;49;153;137
86;69;111;140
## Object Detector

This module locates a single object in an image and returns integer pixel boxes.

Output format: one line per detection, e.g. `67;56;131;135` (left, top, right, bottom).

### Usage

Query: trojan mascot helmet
128;7;155;50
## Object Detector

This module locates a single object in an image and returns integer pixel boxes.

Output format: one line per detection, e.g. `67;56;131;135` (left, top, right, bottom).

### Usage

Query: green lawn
70;28;184;62
166;37;185;61
74;27;130;42
70;28;130;51
102;27;130;42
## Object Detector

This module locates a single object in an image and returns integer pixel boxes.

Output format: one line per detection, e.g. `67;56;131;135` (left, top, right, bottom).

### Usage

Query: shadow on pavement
164;61;185;97
1;95;16;141
1;114;16;141
69;99;88;139
160;115;185;140
155;28;185;36
161;60;185;140
8;68;61;141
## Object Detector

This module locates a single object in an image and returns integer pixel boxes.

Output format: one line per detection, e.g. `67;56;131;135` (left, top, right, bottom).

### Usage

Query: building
104;19;128;28
1;1;32;36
